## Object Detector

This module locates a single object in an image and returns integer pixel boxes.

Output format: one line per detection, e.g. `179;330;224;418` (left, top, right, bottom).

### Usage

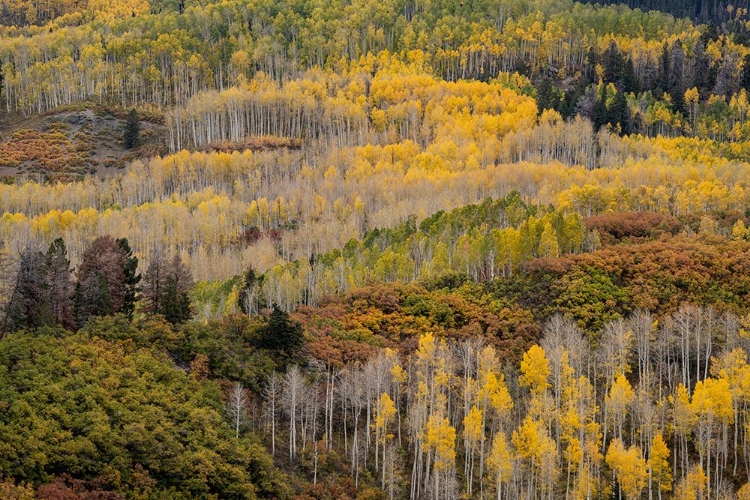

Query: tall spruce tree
46;238;75;329
5;248;53;332
258;304;304;368
123;108;140;149
117;238;141;319
142;253;192;324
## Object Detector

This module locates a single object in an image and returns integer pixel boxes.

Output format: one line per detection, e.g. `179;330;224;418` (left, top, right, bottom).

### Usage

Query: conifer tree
6;248;52;331
142;253;192;324
45;238;75;329
258;304;305;367
124;108;140;149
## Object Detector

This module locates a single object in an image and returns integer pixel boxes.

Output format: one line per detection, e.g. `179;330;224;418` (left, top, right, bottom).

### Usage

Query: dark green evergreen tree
74;236;140;327
116;238;141;319
5;248;53;332
46;238;75;329
657;43;670;95
741;54;750;93
602;40;624;85
142;252;165;314
693;42;717;96
584;46;599;85
123;108;140;149
74;272;110;328
535;78;556;114
593;85;608;131
559;86;582;119
257;304;304;367
621;58;638;94
142;253;191;325
160;275;192;325
607;91;631;135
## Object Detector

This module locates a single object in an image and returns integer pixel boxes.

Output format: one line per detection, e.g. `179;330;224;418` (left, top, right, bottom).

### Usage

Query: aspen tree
423;414;457;500
648;433;672;500
673;464;707;500
375;392;396;489
487;431;513;500
462;405;482;495
519;344;551;422
512;416;556;499
226;381;249;439
605;374;634;442
606;438;648;500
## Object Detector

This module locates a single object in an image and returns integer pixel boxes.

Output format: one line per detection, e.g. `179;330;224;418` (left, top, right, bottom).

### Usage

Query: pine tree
602;40;624;85
142;253;191;324
142;252;165;314
160;275;191;325
593;85;608;131
621;58;638;93
45;238;75;329
258;304;304;367
607;91;631;135
6;248;53;331
657;43;670;95
123;108;140;148
74;271;110;328
535;78;556;115
116;238;140;319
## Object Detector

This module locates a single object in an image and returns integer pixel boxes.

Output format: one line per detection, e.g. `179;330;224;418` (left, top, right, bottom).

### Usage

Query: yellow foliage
605;438;648;500
519;344;550;396
423;414;456;470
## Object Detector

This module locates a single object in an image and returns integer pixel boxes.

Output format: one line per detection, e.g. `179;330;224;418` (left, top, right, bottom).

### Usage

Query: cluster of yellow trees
0;123;748;288
166;59;538;150
269;313;750;499
0;0;149;26
0;0;729;113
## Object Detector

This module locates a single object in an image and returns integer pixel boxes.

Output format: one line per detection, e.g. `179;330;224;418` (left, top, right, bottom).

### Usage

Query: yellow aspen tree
462;405;483;495
520;345;550;396
732;219;748;241
490;373;514;423
648;433;672;500
375;392;397;490
487;431;513;500
605;373;634;441
561;405;583;498
519;344;551;422
684;87;700;134
690;376;733;492
474;346;513;493
673;384;697;475
537;220;559;258
512;416;557;498
424;414;457;500
673;464;707;500
390;360;407;444
605;438;648;500
565;374;603;500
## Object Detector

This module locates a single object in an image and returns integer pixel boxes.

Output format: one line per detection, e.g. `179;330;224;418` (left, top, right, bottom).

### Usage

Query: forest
3;0;750;498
